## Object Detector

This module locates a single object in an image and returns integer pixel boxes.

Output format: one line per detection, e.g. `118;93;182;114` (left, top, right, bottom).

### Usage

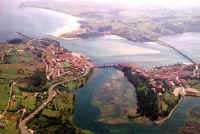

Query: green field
20;94;36;112
188;79;200;91
0;64;31;79
0;113;20;134
42;109;60;118
0;80;10;111
60;62;70;68
0;41;92;134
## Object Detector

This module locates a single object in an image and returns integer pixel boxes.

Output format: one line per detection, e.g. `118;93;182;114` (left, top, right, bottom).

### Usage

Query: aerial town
0;37;93;134
1;37;200;133
25;38;93;80
1;0;200;134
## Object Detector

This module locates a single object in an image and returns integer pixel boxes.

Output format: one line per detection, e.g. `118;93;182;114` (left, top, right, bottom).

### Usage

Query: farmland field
0;79;10;111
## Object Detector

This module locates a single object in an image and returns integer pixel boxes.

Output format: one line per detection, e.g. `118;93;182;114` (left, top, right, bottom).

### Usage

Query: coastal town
25;38;93;80
1;0;200;133
0;37;93;134
0;37;200;134
0;33;200;134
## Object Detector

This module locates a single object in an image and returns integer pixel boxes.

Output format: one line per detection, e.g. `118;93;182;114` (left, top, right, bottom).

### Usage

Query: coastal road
19;68;90;134
19;85;57;134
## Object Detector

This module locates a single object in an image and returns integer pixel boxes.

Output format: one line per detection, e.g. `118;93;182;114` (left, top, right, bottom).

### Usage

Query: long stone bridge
157;40;196;64
96;40;196;69
95;63;119;68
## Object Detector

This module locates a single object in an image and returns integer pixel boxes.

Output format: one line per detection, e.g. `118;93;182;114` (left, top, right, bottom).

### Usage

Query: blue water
73;68;200;134
59;38;187;68
160;32;200;62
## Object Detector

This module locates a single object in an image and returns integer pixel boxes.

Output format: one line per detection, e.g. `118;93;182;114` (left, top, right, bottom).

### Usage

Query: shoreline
101;34;127;40
109;63;200;125
154;97;184;125
21;7;83;38
19;5;200;43
154;90;200;125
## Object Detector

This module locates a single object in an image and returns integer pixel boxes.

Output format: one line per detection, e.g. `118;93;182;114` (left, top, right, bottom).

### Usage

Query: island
0;37;94;134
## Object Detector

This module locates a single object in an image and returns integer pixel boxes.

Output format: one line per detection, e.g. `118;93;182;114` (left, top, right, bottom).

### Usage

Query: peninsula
114;63;200;122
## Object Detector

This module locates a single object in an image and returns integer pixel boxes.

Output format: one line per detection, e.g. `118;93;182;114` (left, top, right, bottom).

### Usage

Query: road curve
19;68;90;134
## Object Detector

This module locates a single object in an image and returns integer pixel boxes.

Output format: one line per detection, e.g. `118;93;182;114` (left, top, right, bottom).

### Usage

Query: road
19;68;90;134
2;81;15;116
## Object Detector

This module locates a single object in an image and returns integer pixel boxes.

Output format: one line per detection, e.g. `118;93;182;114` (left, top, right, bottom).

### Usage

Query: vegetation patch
42;109;60;118
20;92;37;112
0;80;10;111
0;113;20;134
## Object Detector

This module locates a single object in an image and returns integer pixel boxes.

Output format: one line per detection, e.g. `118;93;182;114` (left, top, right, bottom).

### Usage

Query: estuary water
160;32;200;62
69;33;200;133
59;38;187;68
73;68;200;134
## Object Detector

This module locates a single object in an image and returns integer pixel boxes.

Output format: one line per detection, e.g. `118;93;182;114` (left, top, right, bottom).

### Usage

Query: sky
1;0;200;10
55;0;200;8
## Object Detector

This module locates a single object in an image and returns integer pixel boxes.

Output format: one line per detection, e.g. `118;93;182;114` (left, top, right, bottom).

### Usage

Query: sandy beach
102;34;126;40
48;13;82;37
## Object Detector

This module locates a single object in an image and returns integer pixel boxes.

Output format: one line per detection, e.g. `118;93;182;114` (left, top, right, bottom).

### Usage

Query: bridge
95;40;197;69
95;64;119;68
16;32;32;40
157;40;196;64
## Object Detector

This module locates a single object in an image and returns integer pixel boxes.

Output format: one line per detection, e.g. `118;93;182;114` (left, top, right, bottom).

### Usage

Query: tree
17;68;24;74
31;69;47;87
7;38;23;44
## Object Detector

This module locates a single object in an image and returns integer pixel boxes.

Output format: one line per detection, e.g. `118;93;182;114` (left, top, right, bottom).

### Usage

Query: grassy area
0;113;20;134
5;53;17;64
0;80;10;111
54;93;74;111
0;64;31;79
80;129;94;134
188;79;200;91
67;81;78;89
60;62;70;68
0;48;45;80
20;92;37;112
18;51;33;63
42;109;60;118
9;91;37;112
0;43;93;134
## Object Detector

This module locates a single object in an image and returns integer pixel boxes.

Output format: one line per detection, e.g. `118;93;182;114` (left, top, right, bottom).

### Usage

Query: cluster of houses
118;63;200;96
31;39;93;80
5;38;93;80
0;51;5;64
149;64;199;89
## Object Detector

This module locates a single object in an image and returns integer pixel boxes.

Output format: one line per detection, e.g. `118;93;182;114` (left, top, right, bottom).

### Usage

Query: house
0;52;5;63
0;123;4;129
